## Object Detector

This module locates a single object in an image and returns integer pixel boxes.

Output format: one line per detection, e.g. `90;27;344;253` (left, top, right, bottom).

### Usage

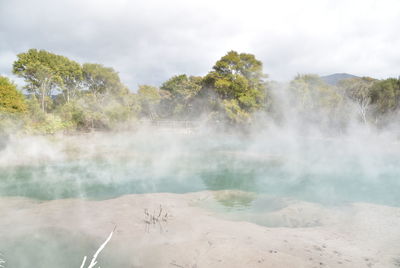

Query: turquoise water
1;133;399;207
1;228;132;268
1;133;400;268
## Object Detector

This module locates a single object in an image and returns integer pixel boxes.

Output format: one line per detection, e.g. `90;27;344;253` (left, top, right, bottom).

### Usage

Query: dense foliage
203;51;268;123
1;48;399;134
0;76;27;114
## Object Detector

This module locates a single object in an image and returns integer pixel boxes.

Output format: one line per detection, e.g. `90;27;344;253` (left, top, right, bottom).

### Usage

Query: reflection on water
198;191;338;228
211;190;257;209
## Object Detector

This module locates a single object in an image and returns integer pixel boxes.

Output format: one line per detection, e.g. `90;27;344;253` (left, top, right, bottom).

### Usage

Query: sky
0;0;399;89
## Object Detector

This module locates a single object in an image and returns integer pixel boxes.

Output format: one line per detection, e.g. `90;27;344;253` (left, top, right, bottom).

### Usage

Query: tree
58;58;83;103
0;76;27;114
222;99;250;124
13;49;82;112
337;77;375;124
289;74;343;125
137;85;161;119
202;51;268;123
370;78;400;116
160;74;202;118
82;63;126;98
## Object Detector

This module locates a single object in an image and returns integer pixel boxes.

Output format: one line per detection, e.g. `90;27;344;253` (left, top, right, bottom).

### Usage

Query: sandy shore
1;191;400;267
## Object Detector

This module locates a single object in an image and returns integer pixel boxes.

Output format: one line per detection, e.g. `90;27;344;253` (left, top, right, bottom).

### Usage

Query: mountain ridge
321;73;359;85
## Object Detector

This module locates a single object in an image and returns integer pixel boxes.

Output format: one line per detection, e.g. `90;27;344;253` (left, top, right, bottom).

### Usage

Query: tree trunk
41;85;45;113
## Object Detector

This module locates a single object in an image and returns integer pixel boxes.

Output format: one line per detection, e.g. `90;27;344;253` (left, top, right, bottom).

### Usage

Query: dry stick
144;205;169;233
170;262;186;268
0;252;5;268
87;226;116;268
158;205;162;218
80;256;87;268
158;205;163;233
80;226;116;268
144;209;151;232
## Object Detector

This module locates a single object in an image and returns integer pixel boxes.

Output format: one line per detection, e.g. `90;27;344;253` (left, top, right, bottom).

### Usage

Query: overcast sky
1;0;399;89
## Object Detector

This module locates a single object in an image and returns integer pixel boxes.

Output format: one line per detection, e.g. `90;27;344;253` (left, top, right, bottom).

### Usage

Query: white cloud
0;0;399;89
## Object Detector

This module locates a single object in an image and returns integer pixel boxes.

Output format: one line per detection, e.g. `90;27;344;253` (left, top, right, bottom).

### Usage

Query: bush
0;76;27;114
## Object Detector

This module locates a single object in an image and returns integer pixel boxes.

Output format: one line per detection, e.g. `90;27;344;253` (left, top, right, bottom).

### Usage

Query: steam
1;113;399;206
1;80;400;267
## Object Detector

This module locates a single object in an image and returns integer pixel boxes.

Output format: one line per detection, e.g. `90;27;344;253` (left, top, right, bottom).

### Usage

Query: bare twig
80;256;87;268
144;205;169;233
170;262;186;268
0;252;5;268
80;226;116;268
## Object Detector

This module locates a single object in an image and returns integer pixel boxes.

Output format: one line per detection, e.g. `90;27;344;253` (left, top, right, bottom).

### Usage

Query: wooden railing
149;120;198;128
137;120;201;132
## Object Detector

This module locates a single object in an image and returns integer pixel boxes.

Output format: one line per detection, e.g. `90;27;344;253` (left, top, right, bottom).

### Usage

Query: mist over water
1;124;399;207
1;121;400;267
2;0;400;265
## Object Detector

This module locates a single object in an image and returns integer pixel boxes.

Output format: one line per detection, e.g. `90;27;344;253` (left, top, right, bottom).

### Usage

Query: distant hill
321;73;359;85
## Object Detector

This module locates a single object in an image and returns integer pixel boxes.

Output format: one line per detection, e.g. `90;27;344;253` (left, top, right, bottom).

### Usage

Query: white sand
1;191;400;267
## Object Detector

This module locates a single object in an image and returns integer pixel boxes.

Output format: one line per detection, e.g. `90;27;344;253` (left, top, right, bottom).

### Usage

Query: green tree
0;76;27;114
337;77;375;124
137;85;161;119
58;58;83;103
160;74;202;118
82;63;126;98
289;74;343;124
13;49;83;112
370;78;400;115
222;99;250;124
202;51;268;123
26;95;46;122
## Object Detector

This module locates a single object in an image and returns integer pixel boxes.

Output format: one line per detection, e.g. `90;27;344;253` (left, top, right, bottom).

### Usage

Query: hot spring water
1;131;399;267
1;132;399;206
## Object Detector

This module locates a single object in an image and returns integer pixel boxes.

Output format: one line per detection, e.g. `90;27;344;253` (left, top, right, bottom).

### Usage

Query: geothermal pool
1;130;400;267
1;131;399;206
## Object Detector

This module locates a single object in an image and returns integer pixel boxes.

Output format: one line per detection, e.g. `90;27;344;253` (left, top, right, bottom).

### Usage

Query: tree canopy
137;85;161;119
0;76;27;114
202;51;268;123
290;74;341;111
12;49;83;111
160;74;202;119
337;77;375;123
370;78;400;115
82;63;126;97
3;48;400;133
288;74;344;128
